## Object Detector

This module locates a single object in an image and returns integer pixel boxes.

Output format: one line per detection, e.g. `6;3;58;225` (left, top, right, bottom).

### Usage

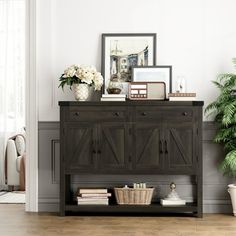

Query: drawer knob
142;112;147;116
182;112;188;116
114;112;120;116
74;112;79;116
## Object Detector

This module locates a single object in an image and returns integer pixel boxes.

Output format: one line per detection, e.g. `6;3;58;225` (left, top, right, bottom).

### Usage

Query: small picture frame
132;66;172;98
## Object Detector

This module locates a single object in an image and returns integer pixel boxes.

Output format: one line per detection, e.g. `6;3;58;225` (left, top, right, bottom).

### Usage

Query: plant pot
72;83;91;101
228;184;236;216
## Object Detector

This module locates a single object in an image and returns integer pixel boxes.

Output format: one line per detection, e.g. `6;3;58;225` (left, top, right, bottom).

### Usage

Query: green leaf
212;80;224;90
220;150;236;177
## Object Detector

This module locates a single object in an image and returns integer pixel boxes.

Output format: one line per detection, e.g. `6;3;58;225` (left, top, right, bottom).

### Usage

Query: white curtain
0;0;25;189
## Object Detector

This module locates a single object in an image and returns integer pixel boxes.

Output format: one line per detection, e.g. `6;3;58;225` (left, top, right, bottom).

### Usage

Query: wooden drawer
66;107;127;122
135;107;193;121
135;109;162;120
162;108;193;121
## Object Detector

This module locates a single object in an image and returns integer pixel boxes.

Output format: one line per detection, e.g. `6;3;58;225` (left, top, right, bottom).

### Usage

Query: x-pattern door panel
64;123;96;171
98;122;129;171
134;123;163;172
164;122;195;172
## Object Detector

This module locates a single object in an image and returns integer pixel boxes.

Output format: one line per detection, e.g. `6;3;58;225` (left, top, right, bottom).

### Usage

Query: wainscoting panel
38;122;60;212
38;121;233;213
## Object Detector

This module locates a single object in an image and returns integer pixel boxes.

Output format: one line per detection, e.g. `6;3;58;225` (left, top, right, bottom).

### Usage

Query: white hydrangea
61;64;103;90
63;65;77;78
93;72;103;91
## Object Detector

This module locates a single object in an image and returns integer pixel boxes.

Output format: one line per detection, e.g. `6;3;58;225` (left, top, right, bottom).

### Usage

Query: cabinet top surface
59;100;204;107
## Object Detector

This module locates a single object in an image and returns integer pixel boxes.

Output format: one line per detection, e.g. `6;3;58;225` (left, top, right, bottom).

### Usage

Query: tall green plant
205;58;236;177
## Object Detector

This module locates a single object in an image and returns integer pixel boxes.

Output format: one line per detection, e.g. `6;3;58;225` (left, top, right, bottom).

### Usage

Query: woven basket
114;188;154;205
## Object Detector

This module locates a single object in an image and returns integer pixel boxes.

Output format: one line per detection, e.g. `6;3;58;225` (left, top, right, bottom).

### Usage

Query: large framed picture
132;66;172;99
101;33;156;95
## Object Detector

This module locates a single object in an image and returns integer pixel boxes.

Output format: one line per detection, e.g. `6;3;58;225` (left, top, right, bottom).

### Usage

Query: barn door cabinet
59;101;203;217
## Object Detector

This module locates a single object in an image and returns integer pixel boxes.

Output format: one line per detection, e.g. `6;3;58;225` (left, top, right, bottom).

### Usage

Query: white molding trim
25;0;38;212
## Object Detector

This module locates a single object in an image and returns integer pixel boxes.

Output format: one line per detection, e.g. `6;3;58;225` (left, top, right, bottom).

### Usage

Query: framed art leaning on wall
132;66;172;99
101;33;156;95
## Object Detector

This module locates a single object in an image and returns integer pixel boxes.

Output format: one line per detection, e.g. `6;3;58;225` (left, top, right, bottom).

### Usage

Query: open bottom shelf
64;202;198;215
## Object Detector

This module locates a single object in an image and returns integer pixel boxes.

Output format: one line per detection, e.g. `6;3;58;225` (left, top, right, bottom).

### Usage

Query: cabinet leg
197;211;203;218
59;211;65;217
196;174;203;218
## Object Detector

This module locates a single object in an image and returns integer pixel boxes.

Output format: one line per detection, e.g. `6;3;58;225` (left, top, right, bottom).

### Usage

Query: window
0;0;25;132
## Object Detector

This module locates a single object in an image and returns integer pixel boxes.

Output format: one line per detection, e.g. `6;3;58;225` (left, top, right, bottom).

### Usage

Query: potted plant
59;64;103;101
205;58;236;216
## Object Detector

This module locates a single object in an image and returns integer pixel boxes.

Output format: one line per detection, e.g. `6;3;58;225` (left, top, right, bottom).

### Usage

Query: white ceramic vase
72;83;90;101
228;184;236;216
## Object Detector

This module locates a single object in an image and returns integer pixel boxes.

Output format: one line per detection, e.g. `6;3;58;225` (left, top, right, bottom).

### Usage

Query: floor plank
0;204;236;236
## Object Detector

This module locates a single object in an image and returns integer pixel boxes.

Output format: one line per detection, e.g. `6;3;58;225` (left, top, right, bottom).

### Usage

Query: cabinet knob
74;112;79;116
92;150;96;154
182;112;188;116
114;112;120;116
141;112;147;116
97;150;101;154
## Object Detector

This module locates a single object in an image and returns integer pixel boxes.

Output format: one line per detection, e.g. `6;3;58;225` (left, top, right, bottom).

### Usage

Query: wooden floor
0;205;236;236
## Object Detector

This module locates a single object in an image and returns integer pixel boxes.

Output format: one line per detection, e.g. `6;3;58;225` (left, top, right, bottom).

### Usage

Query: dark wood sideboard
59;100;204;217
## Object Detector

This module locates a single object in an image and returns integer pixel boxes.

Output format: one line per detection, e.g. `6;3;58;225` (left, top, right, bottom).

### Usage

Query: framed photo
101;33;156;95
132;66;172;98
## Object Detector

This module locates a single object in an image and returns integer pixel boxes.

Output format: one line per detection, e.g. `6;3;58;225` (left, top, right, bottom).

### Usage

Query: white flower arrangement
59;64;103;91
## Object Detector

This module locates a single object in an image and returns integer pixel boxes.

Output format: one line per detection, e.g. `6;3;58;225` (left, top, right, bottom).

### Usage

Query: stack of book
168;93;196;101
101;94;126;102
77;188;111;205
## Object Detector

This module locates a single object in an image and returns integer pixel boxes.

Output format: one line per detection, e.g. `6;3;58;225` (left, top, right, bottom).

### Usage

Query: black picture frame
101;33;157;95
132;65;172;98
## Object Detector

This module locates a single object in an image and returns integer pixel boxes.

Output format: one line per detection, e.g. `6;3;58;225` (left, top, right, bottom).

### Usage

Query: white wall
37;0;236;121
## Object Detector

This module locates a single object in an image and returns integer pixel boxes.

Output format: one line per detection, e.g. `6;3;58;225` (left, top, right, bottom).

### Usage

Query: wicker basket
114;187;154;205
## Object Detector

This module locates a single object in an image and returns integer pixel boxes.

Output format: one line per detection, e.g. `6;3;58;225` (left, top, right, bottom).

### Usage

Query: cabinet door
98;122;129;172
133;123;163;172
64;123;96;172
164;122;196;173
